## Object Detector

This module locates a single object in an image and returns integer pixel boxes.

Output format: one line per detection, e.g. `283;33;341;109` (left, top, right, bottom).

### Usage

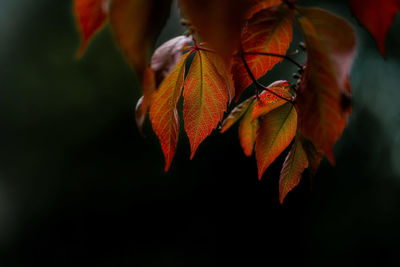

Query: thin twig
243;51;303;69
240;52;294;103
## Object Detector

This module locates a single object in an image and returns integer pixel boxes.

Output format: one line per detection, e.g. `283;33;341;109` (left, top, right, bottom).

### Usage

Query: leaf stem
240;52;294;103
243;51;303;69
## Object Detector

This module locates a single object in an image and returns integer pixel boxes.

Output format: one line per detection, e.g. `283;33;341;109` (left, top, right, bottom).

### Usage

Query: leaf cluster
73;0;362;203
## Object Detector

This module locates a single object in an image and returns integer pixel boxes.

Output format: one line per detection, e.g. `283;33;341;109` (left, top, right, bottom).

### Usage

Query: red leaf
279;135;308;204
252;80;292;120
183;51;229;158
149;52;191;171
110;0;171;80
255;103;297;179
296;7;356;164
350;0;400;57
74;0;109;57
232;5;293;100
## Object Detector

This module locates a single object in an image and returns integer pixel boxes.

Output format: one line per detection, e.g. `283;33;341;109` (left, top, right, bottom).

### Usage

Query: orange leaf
296;7;356;164
149;52;191;171
183;51;229;158
74;0;109;57
279;135;308;204
135;36;190;133
350;0;400;57
207;53;235;103
255;103;297;179
239;101;259;156
232;5;293;100
252;80;292;120
110;0;171;80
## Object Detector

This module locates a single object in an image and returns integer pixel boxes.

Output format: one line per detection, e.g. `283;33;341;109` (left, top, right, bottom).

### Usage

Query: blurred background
0;0;400;266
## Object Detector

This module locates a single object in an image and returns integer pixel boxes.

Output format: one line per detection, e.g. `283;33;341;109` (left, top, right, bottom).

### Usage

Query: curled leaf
252;80;292;120
150;52;191;171
150;35;192;85
221;96;255;133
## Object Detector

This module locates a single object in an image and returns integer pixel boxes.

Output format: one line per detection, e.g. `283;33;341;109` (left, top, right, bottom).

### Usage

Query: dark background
1;0;400;266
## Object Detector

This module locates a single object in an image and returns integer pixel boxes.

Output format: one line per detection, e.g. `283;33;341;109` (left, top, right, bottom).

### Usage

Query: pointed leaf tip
255;103;297;180
150;53;191;172
183;51;229;159
279;135;309;204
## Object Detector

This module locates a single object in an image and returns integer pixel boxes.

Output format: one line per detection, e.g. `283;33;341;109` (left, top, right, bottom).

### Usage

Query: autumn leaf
150;52;192;171
220;96;255;133
279;135;308;204
255;103;297;179
296;7;356;164
252;80;292;120
183;51;229;158
109;0;171;80
350;0;400;57
206;53;235;103
239;100;259;156
74;0;109;57
232;5;293;100
135;36;191;133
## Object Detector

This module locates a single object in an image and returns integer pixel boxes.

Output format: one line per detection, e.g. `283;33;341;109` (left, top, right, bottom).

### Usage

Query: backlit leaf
350;0;400;56
279;135;308;204
221;97;255;133
110;0;171;80
150;52;191;171
252;80;292;120
74;0;109;57
255;103;297;179
183;51;229;158
232;5;293;100
207;53;235;103
239;101;258;156
296;7;356;164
